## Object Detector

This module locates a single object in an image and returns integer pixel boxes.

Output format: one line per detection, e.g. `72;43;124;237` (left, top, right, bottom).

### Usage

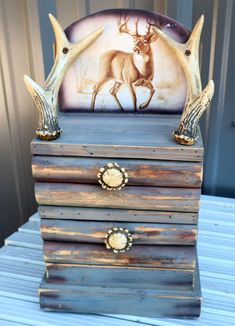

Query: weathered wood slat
31;114;204;162
28;216;235;242
0;195;235;325
1;248;234;311
43;242;196;269
3;241;235;284
5;228;235;261
32;156;202;188
40;219;197;245
46;263;194;290
39;267;201;318
39;206;198;224
1;246;235;296
35;183;200;212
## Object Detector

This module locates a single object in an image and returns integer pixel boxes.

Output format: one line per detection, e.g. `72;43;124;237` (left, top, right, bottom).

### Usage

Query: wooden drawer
35;183;200;212
41;219;197;245
32;156;202;188
44;242;196;269
46;263;194;290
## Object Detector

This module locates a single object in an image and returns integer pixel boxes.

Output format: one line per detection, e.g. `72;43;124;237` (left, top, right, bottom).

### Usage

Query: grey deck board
0;195;234;325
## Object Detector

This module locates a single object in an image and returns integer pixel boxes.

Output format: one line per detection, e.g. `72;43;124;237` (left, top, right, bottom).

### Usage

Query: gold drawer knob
97;163;128;190
105;227;132;253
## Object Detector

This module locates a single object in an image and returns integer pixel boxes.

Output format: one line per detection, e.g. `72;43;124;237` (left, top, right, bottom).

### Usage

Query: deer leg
139;81;155;109
129;83;137;112
91;79;108;111
110;82;124;111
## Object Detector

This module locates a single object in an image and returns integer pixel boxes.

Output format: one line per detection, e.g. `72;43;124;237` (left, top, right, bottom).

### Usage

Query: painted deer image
91;16;158;111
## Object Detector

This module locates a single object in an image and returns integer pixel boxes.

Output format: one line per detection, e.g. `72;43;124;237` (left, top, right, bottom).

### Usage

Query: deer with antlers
91;16;158;111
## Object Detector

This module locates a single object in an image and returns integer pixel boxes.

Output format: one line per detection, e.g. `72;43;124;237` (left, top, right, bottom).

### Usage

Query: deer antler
133;18;140;36
152;15;214;145
24;14;103;140
146;18;160;35
118;15;139;37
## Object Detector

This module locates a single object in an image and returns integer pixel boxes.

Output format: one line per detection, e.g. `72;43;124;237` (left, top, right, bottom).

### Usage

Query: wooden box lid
31;113;203;162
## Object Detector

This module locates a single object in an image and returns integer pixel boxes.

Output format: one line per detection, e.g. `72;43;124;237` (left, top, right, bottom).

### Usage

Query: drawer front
39;206;198;224
35;183;200;212
32;156;202;188
44;242;196;269
41;219;197;245
46;263;194;290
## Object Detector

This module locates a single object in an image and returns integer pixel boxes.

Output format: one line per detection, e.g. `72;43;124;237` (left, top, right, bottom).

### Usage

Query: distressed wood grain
43;242;196;269
39;205;198;224
31;113;204;162
39;266;201;318
2;195;235;324
35;183;201;212
41;219;197;245
46;263;194;290
32;156;202;188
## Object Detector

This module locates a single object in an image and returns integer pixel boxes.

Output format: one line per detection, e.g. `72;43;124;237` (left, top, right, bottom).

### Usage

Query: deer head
117;16;158;55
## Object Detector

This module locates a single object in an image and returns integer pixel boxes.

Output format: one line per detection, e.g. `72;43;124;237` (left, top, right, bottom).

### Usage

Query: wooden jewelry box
25;9;214;318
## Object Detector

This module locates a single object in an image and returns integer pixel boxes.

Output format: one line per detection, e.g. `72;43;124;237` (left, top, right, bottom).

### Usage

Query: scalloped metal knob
97;163;128;190
104;227;132;253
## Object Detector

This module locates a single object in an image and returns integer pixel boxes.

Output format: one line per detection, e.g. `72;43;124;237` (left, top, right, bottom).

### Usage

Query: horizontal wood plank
39;267;201;318
0;195;234;325
41;219;197;245
45;263;194;290
32;156;202;188
43;242;196;269
6;227;234;262
31;114;204;162
35;183;201;212
39;206;198;224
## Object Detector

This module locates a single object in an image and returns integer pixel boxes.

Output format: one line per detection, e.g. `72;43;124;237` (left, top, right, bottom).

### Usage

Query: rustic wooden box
31;113;203;318
24;7;214;319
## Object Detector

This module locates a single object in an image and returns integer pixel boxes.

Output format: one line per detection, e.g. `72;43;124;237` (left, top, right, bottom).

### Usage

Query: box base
39;264;201;318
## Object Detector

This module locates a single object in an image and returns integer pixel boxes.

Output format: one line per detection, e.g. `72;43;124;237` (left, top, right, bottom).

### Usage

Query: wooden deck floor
0;195;234;325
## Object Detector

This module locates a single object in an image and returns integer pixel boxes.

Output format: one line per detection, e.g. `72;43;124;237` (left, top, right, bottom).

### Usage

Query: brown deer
91;16;158;111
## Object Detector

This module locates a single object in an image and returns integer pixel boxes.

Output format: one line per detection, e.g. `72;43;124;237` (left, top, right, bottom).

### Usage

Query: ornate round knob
105;227;132;253
97;163;128;190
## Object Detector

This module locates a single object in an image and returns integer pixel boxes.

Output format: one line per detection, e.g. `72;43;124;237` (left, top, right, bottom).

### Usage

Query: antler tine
118;15;129;33
118;15;139;36
146;18;152;34
134;18;140;36
117;14;126;28
118;14;137;36
146;18;160;34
